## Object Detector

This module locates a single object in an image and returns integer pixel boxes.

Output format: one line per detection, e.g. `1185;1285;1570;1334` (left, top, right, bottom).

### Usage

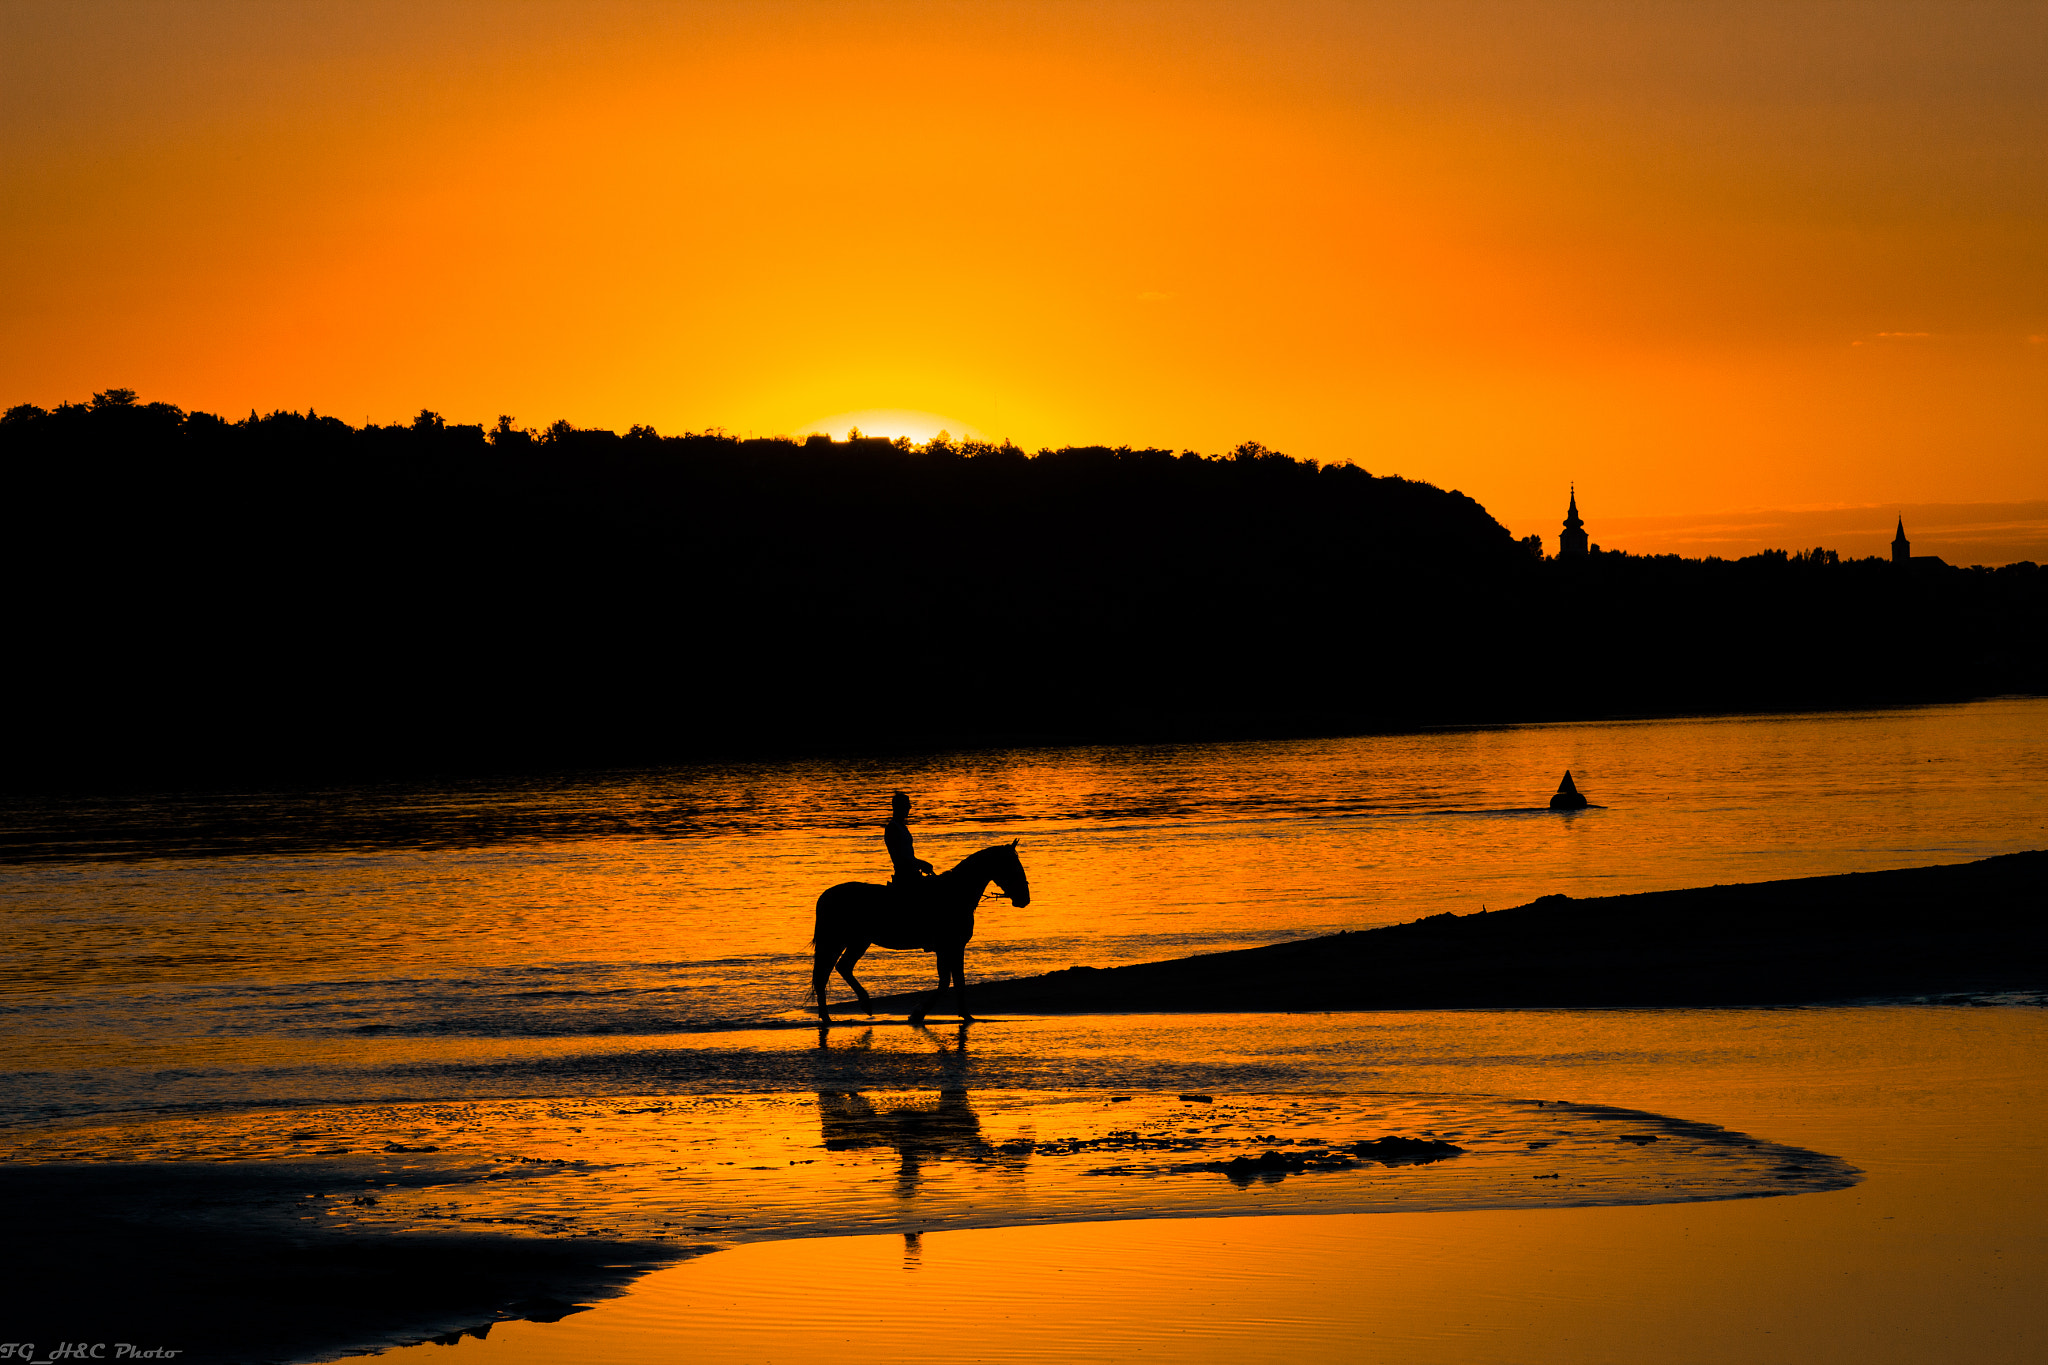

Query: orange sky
3;1;2044;540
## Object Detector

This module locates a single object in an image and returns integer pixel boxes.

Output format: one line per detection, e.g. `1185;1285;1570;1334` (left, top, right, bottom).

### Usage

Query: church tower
1892;516;1910;564
1559;486;1589;557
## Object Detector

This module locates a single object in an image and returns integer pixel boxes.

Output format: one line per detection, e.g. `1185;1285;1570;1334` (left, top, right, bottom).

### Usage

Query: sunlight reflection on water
1;700;2044;1122
340;1008;2045;1365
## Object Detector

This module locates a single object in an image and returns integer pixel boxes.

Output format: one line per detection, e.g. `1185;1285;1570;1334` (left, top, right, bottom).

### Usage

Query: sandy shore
363;1007;2048;1365
853;850;2048;1016
0;1083;1853;1361
0;1158;691;1362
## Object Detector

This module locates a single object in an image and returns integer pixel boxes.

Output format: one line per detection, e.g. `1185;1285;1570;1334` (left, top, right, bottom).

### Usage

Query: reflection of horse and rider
810;790;1031;1026
813;1015;995;1197
816;1084;1001;1200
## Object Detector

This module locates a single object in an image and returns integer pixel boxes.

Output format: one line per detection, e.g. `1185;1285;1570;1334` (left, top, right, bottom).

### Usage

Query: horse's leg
812;940;838;1023
909;952;945;1028
944;944;977;1023
836;943;873;1015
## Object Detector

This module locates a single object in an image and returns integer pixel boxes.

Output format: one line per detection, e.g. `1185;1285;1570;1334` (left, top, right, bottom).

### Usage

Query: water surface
2;698;2043;1125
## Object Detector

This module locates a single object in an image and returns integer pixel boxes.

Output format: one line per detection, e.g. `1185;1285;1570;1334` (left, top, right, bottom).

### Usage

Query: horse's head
992;839;1031;908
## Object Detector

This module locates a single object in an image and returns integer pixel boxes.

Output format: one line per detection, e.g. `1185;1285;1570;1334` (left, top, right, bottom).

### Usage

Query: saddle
878;875;948;951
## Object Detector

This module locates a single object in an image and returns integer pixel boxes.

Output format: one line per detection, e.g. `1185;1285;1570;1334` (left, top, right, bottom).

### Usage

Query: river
2;697;2044;1125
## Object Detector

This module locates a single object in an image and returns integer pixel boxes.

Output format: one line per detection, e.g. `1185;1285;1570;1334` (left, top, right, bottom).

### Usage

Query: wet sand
5;1007;2038;1362
0;1083;1850;1361
855;850;2048;1016
0;1164;685;1363
361;1007;2046;1365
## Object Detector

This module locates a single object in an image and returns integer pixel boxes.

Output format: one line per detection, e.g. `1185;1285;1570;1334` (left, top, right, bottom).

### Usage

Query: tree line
3;391;2040;783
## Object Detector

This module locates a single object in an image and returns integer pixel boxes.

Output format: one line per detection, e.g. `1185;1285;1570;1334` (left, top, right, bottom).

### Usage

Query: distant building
1558;486;1589;557
1892;517;1949;569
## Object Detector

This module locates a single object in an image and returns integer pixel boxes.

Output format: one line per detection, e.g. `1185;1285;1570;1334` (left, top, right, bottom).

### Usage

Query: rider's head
891;790;910;818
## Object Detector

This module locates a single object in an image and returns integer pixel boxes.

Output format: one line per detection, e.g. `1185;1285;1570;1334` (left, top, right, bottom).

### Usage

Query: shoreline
1;1084;1857;1362
853;850;2048;1016
7;1010;2031;1362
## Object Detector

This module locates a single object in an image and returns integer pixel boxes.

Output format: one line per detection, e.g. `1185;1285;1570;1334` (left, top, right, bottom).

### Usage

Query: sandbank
855;850;2048;1016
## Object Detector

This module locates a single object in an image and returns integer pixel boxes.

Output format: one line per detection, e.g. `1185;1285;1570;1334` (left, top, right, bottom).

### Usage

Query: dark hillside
2;394;2041;783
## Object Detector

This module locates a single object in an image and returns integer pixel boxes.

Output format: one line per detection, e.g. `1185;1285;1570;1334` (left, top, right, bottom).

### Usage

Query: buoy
1549;771;1589;810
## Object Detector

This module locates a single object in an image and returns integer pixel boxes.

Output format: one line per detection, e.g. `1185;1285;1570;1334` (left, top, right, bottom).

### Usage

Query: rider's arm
885;820;928;877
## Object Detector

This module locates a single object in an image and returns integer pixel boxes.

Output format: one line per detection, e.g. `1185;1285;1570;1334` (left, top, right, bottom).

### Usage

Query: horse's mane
940;842;1018;878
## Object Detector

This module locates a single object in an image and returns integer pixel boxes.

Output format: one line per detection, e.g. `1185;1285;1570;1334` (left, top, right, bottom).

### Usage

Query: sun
797;409;981;444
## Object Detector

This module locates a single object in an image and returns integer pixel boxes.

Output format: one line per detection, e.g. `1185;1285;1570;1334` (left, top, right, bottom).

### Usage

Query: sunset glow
5;1;2043;540
799;409;981;445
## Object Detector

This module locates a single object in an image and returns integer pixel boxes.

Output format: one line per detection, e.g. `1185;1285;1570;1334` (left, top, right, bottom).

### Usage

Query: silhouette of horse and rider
811;790;1031;1025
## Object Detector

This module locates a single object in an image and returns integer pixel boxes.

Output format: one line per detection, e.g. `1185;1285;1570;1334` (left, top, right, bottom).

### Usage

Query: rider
885;790;934;888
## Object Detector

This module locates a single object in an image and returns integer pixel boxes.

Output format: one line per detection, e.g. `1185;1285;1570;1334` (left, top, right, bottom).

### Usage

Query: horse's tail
811;886;832;949
806;887;837;1002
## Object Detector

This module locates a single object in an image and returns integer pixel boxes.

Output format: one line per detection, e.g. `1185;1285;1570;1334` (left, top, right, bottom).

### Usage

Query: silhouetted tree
0;389;2038;784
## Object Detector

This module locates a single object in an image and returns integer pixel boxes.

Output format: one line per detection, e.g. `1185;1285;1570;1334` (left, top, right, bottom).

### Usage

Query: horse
810;841;1030;1026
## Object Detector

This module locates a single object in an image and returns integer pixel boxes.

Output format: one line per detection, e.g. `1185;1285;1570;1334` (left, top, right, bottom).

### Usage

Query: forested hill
4;394;2042;783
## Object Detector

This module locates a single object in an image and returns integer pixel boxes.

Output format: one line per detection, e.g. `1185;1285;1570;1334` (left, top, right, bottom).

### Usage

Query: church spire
1558;484;1589;557
1892;515;1911;564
